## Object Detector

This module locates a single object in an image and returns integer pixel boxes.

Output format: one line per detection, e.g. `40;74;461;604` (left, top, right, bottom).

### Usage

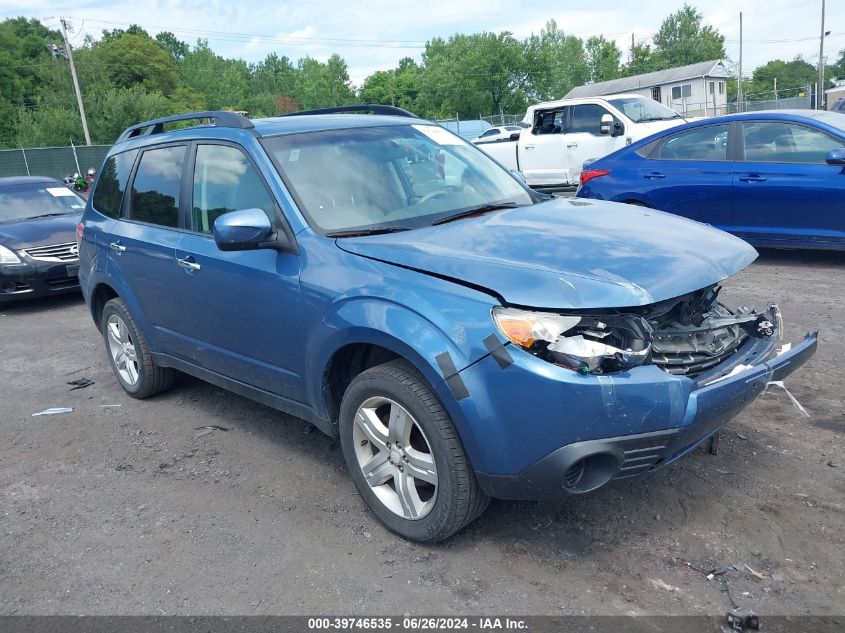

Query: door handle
109;242;125;252
739;175;767;183
176;257;201;271
566;143;578;148
524;145;535;150
644;172;666;180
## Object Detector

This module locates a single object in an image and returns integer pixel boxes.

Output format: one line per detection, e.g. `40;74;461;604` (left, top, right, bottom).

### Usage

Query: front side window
191;144;276;234
567;104;614;135
129;146;185;228
533;110;564;134
0;181;86;222
658;124;729;161
742;122;842;164
92;149;138;219
262;124;532;234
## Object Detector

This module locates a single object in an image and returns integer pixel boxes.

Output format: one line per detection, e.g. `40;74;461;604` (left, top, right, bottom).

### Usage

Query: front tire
101;297;175;398
339;360;489;542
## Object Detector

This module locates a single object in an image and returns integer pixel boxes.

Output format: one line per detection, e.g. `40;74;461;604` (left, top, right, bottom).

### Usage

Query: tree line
1;4;843;149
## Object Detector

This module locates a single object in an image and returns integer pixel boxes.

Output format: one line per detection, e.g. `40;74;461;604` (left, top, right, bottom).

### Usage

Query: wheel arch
90;282;120;329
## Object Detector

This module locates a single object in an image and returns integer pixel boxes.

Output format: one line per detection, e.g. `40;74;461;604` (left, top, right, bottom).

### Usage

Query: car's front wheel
339;360;489;542
101;297;175;398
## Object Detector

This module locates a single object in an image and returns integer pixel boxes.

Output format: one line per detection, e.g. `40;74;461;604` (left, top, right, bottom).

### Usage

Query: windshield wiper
431;202;523;226
638;115;679;123
27;212;75;219
326;225;414;238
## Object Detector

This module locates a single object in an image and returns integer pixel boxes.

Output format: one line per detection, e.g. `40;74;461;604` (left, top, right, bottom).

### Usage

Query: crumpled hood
336;198;757;309
0;213;81;250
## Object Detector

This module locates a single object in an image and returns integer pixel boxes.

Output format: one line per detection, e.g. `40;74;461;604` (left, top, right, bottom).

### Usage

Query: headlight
493;306;652;374
0;244;21;265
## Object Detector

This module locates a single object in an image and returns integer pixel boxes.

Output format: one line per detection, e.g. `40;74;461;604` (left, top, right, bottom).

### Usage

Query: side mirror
213;208;276;251
825;148;845;165
509;131;521;141
600;114;613;135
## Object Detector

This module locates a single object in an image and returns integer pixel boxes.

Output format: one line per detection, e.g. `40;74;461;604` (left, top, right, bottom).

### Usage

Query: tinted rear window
92;149;138;219
129;146;185;228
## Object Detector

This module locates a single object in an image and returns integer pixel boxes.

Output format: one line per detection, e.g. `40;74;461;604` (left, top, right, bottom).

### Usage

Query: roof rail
116;110;254;143
280;104;419;118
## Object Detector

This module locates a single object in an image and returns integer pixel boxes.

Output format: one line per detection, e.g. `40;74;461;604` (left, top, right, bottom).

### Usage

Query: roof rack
116;111;255;143
280;104;418;118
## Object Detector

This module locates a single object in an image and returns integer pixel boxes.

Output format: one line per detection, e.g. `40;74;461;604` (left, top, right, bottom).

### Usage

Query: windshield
813;111;845;133
608;97;682;122
0;182;85;222
262;124;532;234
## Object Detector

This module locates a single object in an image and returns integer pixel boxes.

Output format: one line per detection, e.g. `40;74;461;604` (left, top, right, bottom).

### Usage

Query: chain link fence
0;145;111;181
729;95;812;113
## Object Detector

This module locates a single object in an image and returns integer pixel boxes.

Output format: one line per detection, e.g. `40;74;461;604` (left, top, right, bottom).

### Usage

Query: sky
1;0;843;88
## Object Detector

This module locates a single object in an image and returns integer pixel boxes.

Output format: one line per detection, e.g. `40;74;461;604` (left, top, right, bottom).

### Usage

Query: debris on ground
101;404;122;408
743;564;766;581
67;377;95;391
764;380;810;417
63;366;92;376
31;407;74;416
194;425;231;438
726;606;759;631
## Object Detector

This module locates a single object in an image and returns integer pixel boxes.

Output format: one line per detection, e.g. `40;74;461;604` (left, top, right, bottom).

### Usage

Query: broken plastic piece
32;407;74;416
727;607;759;631
548;335;650;372
705;364;755;386
764;381;809;418
67;377;95;391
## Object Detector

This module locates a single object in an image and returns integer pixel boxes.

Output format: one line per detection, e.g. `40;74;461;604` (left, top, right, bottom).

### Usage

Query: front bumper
0;257;80;303
454;329;817;501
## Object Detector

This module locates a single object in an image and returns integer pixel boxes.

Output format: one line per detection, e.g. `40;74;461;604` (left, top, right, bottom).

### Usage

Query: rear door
518;108;569;185
107;144;191;356
175;142;305;401
733;120;845;246
636;123;734;227
562;103;626;184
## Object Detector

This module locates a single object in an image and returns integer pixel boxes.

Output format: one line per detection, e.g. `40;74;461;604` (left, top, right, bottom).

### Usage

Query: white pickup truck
475;94;690;190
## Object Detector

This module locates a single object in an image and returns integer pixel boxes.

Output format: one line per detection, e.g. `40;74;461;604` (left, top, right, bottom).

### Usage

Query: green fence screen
0;145;112;181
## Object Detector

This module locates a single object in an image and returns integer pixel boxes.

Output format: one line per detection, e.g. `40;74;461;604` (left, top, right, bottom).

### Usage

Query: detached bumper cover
462;331;817;501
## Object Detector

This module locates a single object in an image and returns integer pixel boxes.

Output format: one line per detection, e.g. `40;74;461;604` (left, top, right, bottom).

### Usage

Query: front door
518;108;570;186
562;103;625;184
175;143;305;401
733;120;845;246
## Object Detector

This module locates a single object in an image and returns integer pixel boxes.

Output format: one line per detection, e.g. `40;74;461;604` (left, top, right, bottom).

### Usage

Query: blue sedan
576;110;845;249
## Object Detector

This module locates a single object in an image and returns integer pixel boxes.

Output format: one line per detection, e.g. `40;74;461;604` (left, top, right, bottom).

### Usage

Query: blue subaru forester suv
78;107;817;542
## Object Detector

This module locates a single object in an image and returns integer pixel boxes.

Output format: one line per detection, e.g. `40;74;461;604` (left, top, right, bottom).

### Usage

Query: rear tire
101;297;175;399
339;360;489;542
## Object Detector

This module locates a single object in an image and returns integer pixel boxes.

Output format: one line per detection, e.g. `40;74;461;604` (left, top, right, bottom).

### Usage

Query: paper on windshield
412;125;462;146
46;187;76;197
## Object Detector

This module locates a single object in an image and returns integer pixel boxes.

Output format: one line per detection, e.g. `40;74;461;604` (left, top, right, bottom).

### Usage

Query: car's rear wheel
101;297;175;398
339;360;489;542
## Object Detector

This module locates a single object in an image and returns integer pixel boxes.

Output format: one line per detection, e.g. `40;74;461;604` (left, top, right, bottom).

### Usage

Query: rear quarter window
91;149;139;218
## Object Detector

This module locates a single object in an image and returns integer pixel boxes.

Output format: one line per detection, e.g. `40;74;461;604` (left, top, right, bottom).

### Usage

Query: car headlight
492;306;652;374
0;244;21;265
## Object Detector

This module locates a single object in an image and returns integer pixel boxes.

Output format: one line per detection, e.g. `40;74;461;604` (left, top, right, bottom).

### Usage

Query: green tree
624;42;665;76
653;4;726;67
524;20;588;101
94;32;179;95
744;58;818;101
293;55;355;110
155;31;189;62
584;35;622;83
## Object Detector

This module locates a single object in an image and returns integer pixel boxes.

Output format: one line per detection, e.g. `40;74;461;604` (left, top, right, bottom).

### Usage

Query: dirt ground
1;249;843;616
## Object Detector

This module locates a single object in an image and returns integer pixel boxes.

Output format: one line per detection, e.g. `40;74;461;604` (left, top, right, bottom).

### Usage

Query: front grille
23;242;78;262
652;327;748;376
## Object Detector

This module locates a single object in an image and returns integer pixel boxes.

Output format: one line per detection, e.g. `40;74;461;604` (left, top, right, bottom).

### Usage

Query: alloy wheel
106;314;139;386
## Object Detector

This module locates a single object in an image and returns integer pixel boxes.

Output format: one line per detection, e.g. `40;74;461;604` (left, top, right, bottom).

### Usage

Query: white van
477;94;690;190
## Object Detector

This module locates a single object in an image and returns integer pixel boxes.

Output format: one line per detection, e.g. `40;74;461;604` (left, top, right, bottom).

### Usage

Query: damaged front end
493;285;783;378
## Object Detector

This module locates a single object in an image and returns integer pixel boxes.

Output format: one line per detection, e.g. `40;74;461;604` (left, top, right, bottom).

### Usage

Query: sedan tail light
76;223;84;250
580;169;610;186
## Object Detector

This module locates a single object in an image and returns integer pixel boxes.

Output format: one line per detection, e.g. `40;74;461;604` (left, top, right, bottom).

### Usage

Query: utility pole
737;12;743;113
630;33;635;65
818;0;826;109
774;77;778;101
60;17;91;146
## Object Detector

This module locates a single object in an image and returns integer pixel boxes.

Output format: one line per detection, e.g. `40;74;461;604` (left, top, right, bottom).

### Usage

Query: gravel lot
1;249;843;616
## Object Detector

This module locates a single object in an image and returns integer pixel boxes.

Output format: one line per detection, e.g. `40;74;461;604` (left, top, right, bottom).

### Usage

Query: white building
564;60;731;117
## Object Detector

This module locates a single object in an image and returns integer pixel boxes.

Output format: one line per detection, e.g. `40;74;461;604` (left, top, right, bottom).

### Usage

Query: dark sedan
0;176;85;307
576;110;845;250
